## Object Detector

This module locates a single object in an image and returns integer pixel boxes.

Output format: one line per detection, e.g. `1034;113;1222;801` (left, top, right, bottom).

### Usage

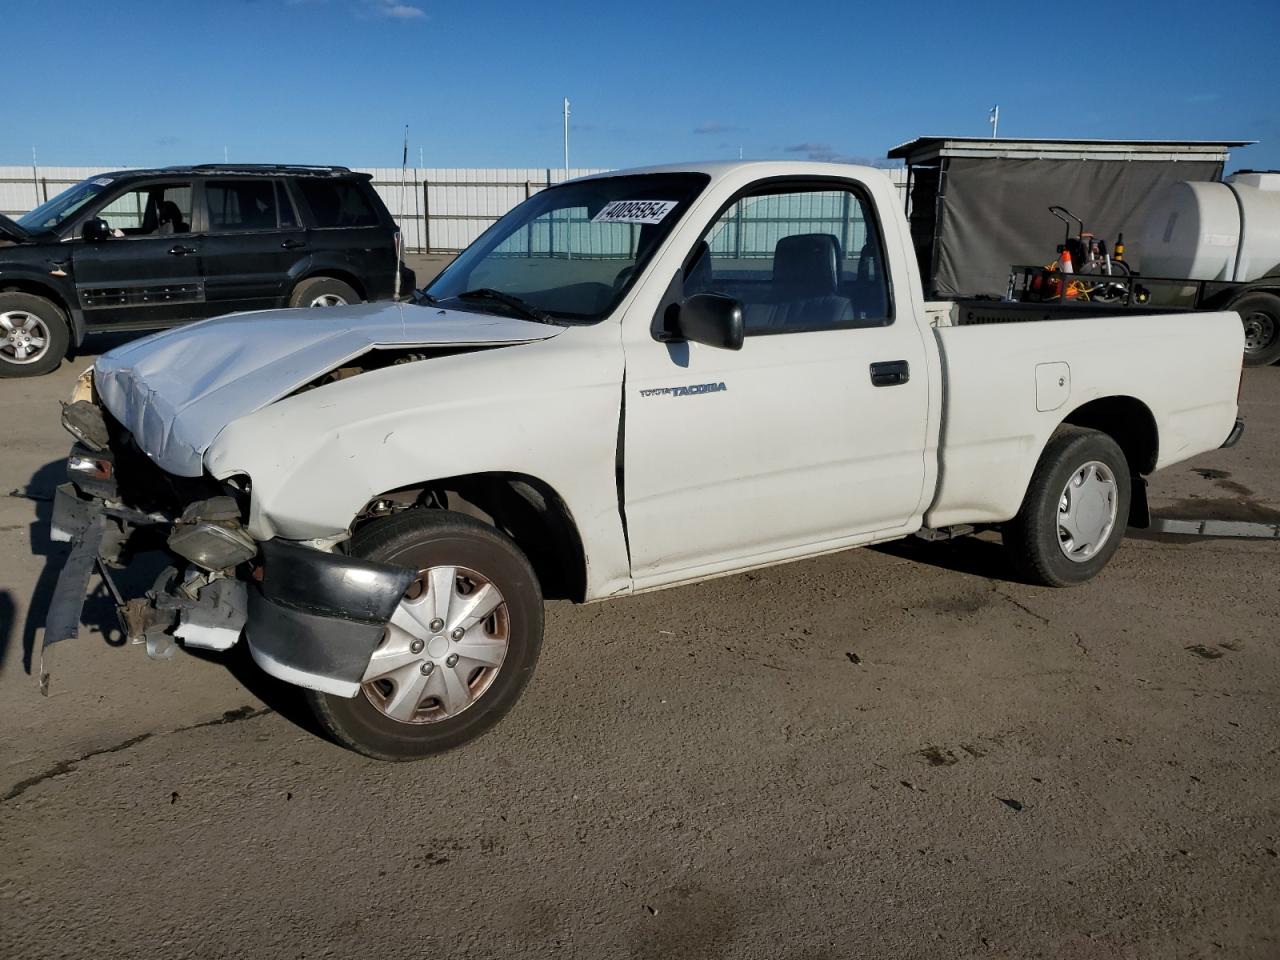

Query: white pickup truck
48;161;1245;760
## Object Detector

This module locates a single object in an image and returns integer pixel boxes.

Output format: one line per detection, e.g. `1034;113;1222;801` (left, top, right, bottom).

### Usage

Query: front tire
307;510;543;760
1002;426;1132;587
0;292;69;378
289;276;360;309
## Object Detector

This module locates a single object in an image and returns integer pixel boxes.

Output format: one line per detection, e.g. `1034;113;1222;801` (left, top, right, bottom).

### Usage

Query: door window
686;186;891;334
205;179;281;232
296;179;379;227
94;183;193;236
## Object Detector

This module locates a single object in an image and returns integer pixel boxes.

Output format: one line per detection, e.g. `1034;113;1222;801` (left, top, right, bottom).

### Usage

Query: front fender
205;325;632;599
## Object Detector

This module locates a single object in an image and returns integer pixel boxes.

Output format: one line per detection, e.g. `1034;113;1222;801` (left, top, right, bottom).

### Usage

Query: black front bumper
46;475;414;699
246;539;413;696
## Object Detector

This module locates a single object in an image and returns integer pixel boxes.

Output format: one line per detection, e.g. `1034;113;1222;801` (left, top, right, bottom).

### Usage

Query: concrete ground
1;337;1278;959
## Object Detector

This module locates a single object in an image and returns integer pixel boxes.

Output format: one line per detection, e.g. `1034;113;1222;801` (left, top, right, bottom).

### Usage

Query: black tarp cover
932;157;1222;298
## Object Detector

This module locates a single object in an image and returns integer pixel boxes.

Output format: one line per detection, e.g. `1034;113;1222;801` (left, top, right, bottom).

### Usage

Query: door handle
168;244;197;256
280;239;307;249
869;360;910;387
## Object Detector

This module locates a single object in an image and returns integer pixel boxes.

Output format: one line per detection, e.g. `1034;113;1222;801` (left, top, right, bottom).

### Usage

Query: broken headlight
167;496;257;572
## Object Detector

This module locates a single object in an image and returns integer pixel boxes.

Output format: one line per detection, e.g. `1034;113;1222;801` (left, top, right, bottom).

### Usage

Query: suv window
205;179;280;232
95;182;193;237
686;185;891;335
297;179;379;228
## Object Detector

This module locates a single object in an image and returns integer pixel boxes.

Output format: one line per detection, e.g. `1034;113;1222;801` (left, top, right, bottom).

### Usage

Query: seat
744;233;853;333
155;200;189;235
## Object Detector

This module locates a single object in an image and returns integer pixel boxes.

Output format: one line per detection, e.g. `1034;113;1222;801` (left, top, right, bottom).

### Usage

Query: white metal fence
2;164;907;254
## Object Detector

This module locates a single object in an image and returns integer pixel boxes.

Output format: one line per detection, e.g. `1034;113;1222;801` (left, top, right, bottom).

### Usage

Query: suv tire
289;276;361;309
0;292;69;378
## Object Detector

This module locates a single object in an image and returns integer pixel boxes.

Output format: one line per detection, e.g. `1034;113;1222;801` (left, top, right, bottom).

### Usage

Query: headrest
773;233;842;297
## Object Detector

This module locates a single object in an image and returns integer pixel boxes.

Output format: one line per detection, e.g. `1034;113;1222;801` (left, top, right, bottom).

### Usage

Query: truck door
621;180;931;587
71;179;203;327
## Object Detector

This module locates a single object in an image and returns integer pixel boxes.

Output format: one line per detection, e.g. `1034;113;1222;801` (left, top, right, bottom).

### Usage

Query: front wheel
307;510;544;760
1002;426;1132;587
0;292;70;378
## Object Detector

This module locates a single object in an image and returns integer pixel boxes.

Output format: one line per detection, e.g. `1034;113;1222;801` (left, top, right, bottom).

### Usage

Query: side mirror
82;218;111;242
674;293;744;351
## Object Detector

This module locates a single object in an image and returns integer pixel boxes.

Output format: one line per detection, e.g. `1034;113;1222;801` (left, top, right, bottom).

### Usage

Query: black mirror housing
82;218;111;242
675;293;744;351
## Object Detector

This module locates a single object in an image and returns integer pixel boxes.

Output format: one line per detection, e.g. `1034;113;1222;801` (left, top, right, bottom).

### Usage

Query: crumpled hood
95;301;563;477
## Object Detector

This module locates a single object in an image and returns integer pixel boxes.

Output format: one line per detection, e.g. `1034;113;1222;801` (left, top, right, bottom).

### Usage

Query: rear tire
1231;291;1280;366
1002;426;1132;587
306;510;543;760
0;292;69;378
289;276;360;309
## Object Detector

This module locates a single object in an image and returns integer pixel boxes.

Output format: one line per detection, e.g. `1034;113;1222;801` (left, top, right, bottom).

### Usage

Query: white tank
1136;172;1280;283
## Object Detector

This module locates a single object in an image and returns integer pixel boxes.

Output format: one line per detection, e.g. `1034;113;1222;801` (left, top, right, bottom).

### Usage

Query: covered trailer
888;137;1251;300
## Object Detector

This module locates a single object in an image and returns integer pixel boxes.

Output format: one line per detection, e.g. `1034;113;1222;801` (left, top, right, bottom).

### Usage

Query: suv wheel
289;276;360;309
0;292;69;378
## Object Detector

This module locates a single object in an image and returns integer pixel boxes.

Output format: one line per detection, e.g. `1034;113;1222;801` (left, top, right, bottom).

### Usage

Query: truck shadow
872;534;1022;583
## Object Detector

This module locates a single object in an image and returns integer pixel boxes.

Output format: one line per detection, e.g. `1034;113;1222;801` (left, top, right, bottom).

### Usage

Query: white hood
94;301;563;477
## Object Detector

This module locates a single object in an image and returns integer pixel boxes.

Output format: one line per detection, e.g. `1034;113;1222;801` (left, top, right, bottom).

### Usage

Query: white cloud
372;0;426;17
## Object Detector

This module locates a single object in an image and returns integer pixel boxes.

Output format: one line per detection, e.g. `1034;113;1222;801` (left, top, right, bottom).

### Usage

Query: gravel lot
1;327;1278;959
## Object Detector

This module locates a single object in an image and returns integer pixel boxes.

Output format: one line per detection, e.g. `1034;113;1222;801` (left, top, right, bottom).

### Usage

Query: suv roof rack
187;163;354;175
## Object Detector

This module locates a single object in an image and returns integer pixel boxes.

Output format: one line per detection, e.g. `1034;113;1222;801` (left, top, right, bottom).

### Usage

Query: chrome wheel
0;310;51;364
309;293;348;308
360;565;510;724
1057;460;1119;562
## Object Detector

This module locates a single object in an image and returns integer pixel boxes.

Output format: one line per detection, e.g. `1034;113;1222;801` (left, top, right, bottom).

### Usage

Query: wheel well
0;280;71;323
1060;396;1158;474
295;270;366;301
1060;396;1158;527
355;472;587;602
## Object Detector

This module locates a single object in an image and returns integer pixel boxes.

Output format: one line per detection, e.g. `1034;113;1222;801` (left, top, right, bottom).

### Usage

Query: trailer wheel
1232;291;1280;366
1002;426;1132;587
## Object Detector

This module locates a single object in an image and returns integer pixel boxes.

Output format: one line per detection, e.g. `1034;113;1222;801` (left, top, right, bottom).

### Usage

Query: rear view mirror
82;218;111;242
676;293;744;351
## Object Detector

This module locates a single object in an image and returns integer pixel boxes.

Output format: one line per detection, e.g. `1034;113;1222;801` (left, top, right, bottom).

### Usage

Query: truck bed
946;298;1192;326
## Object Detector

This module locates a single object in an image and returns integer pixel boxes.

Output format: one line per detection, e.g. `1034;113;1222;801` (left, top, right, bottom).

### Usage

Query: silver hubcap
360;565;509;724
309;293;348;308
0;310;51;364
1057;460;1119;562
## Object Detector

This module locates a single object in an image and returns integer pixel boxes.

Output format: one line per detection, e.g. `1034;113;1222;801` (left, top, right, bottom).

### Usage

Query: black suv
0;164;414;376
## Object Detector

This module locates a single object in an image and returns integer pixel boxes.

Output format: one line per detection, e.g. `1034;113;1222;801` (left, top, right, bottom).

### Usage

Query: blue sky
4;0;1276;172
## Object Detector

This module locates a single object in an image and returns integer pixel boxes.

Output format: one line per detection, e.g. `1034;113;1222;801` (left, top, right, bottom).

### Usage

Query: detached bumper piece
246;539;414;698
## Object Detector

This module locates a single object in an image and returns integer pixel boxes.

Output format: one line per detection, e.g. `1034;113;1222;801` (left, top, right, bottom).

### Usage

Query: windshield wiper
412;289;439;305
454;288;557;324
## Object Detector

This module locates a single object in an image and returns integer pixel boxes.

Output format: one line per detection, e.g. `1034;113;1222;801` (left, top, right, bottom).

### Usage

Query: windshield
425;173;709;324
17;177;113;233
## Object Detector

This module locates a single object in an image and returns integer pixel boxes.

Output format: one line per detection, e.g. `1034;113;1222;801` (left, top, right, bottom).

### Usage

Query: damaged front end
44;373;413;698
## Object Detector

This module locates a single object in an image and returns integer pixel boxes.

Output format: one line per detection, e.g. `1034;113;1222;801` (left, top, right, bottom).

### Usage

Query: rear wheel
306;510;543;760
0;292;69;378
1231;291;1280;366
1002;426;1132;587
289;276;360;309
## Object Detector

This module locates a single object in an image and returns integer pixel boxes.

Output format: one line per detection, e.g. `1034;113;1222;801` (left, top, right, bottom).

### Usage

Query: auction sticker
92;178;114;187
591;200;678;225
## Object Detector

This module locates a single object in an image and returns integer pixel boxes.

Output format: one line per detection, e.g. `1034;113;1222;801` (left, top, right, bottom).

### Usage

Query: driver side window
95;183;193;237
686;185;891;335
